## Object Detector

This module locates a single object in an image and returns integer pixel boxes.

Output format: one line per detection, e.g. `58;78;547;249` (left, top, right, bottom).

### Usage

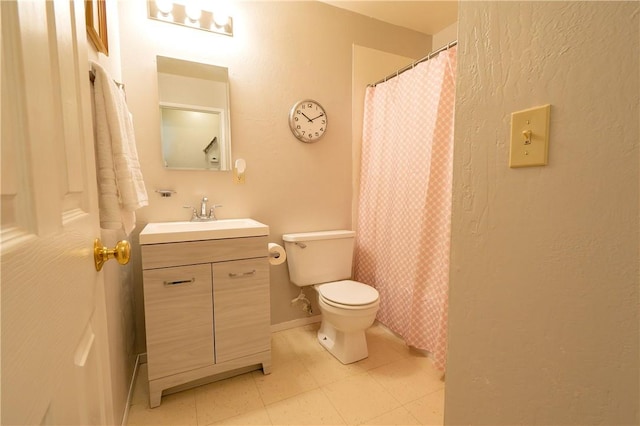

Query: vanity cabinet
141;236;271;408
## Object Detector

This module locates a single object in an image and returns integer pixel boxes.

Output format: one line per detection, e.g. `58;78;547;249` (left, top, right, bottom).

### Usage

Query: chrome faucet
200;197;209;217
184;197;222;221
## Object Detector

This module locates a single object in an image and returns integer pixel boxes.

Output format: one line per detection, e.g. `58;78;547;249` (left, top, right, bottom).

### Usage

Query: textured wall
446;2;639;424
117;1;432;350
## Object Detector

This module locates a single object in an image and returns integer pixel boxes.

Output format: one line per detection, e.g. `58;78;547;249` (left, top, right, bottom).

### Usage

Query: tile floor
127;322;445;425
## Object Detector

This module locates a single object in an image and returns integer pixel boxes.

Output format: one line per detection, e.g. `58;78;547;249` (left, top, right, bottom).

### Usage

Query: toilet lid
317;280;379;306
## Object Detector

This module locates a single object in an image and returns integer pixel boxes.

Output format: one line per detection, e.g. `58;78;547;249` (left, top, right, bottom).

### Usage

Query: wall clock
288;99;327;143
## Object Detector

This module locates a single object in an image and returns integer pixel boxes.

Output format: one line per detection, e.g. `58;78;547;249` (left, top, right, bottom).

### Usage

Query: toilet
282;230;379;364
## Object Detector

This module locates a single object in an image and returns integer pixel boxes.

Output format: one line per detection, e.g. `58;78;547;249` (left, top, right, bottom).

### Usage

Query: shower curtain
354;47;456;371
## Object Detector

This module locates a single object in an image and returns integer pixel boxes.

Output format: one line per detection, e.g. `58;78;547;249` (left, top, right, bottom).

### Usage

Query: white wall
117;1;432;352
446;2;639;424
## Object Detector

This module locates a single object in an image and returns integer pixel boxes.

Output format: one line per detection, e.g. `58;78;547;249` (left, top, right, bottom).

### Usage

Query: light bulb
155;0;173;15
185;2;201;21
213;13;230;28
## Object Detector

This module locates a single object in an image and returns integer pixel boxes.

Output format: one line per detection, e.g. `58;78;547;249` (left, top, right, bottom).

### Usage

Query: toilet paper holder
268;243;287;265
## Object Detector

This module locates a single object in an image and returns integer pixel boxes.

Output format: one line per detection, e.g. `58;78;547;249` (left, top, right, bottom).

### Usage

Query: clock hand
310;113;325;121
300;112;314;122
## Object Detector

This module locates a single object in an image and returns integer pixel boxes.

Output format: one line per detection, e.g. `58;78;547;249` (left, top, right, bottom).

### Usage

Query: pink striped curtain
354;47;456;371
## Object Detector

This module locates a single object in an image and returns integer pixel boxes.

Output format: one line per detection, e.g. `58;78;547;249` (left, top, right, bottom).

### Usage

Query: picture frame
86;0;109;55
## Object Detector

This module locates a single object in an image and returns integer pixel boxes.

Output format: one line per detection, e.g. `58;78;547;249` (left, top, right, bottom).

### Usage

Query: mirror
156;56;231;170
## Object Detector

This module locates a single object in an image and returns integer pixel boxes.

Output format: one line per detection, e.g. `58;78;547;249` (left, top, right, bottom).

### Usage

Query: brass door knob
94;238;131;271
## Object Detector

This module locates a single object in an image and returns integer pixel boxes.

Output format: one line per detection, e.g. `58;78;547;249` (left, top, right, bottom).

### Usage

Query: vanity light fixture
148;0;233;37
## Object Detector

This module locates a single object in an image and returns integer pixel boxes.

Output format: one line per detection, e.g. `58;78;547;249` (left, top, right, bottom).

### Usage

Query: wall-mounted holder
234;159;246;184
155;189;176;198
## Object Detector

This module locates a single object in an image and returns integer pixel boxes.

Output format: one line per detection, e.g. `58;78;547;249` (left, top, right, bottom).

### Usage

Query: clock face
288;100;327;143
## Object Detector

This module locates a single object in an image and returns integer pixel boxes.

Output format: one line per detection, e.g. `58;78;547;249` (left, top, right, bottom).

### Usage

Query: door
143;263;214;380
1;1;113;424
213;258;271;363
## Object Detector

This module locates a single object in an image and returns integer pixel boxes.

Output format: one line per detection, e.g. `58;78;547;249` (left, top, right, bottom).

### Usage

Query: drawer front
141;236;268;270
143;264;214;380
214;258;270;363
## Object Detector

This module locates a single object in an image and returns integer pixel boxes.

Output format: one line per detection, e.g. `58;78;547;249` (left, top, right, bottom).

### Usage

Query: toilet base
317;322;368;364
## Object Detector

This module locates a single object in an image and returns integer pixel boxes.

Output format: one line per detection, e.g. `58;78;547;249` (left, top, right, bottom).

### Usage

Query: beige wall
117;1;431;350
446;2;639;424
431;21;457;50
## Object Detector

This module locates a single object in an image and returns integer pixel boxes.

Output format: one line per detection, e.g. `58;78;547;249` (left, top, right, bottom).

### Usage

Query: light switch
509;104;551;168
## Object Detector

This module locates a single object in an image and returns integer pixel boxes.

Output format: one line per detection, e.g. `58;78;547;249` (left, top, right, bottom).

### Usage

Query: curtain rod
368;39;457;87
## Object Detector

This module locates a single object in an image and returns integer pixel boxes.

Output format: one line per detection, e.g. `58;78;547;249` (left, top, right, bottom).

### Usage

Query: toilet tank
282;230;355;287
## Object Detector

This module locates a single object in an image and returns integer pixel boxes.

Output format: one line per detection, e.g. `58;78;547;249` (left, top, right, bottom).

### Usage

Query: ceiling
319;1;458;35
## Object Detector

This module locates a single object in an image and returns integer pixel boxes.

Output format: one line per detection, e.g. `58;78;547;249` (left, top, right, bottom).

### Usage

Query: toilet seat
316;280;379;308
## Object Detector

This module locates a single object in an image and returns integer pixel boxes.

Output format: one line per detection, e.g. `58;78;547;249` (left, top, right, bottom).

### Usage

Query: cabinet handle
228;269;256;278
164;278;195;286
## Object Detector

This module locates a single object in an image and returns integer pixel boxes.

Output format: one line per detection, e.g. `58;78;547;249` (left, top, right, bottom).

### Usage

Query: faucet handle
209;204;223;220
183;205;198;220
202;196;208;202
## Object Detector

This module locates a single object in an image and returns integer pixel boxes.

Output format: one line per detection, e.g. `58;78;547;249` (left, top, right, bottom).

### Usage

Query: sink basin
139;219;269;245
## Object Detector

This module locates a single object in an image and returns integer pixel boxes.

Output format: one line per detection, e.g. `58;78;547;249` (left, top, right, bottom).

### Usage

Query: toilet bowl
314;280;379;364
283;230;380;364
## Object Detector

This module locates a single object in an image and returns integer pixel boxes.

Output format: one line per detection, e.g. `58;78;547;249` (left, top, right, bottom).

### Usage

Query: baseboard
121;353;145;426
270;314;321;333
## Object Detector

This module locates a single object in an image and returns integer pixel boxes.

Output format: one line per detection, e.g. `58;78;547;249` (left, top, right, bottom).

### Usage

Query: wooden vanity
140;223;271;408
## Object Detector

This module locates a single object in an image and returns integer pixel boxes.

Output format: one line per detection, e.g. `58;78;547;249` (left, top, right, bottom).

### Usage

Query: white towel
91;61;148;235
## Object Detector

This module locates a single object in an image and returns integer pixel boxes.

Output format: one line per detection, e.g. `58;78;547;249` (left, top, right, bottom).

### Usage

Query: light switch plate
509;104;551;168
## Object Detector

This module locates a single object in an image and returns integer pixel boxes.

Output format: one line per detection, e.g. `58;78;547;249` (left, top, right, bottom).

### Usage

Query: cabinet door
143;264;214;380
214;258;270;363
